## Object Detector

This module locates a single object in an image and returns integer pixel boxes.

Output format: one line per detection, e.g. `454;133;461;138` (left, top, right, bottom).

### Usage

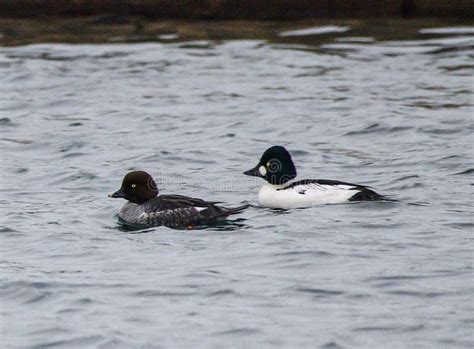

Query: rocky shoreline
1;0;473;19
1;17;472;46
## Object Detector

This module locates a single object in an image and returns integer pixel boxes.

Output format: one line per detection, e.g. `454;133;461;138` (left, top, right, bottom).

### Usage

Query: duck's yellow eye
131;184;136;188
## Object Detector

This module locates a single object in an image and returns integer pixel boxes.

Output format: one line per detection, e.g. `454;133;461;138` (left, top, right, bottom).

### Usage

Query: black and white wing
282;179;384;201
141;195;247;228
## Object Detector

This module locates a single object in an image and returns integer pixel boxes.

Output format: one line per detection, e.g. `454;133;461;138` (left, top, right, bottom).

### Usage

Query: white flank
257;182;357;208
194;207;208;212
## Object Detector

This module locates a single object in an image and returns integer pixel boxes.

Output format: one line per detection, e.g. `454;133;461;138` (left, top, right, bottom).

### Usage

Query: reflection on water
1;23;473;348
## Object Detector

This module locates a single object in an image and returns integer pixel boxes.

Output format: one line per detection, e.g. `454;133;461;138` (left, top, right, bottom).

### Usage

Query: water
1;24;473;348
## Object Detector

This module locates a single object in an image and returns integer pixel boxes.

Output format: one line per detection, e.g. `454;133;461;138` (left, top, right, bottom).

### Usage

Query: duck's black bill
109;188;126;198
243;166;260;177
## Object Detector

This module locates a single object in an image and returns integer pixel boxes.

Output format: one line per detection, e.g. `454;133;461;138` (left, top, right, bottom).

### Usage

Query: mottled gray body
119;195;246;228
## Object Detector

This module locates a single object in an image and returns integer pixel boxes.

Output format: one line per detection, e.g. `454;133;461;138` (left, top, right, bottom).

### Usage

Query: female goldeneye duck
109;170;247;229
243;145;386;209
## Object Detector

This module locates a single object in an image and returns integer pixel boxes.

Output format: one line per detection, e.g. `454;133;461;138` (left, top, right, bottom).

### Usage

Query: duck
109;170;247;229
243;145;385;208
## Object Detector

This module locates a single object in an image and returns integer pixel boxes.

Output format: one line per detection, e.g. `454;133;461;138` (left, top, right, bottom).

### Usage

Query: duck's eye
131;184;136;188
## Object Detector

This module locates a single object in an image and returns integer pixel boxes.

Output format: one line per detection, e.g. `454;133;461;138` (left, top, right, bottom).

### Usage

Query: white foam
158;33;179;40
419;27;474;35
279;26;350;37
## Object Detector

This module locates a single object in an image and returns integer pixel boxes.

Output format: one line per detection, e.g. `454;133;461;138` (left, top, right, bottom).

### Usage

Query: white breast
119;202;146;224
257;182;357;208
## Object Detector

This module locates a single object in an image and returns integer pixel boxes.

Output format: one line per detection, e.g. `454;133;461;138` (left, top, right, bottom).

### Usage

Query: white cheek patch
194;207;207;212
259;166;267;176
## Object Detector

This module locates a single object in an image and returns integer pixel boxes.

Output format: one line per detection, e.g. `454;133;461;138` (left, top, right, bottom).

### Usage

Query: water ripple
1;26;472;348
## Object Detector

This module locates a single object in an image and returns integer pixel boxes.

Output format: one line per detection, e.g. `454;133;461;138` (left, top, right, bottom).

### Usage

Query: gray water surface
1;27;473;348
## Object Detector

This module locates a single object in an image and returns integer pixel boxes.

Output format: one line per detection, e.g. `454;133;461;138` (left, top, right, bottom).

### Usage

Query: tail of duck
218;204;250;217
349;187;388;202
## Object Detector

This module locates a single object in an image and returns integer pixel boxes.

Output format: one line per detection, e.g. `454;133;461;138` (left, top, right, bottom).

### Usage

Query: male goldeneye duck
109;170;247;229
243;146;385;209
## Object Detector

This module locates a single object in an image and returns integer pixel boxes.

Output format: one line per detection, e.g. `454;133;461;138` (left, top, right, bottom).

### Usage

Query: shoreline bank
1;1;473;19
